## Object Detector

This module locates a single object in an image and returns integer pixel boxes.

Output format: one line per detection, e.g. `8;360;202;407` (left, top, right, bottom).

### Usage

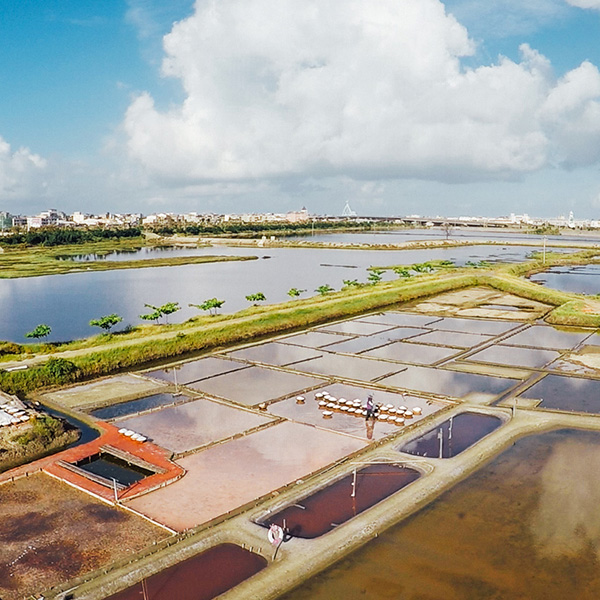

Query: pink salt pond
125;421;366;531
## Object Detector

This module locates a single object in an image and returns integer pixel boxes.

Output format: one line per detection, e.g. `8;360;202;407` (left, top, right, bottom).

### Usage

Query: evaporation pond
106;543;267;600
76;453;154;486
91;392;187;420
144;356;248;385
283;429;600;600
519;374;600;414
399;412;503;458
259;464;420;538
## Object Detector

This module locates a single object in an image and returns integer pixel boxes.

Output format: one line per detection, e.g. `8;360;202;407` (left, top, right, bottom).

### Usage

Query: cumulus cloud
0;136;47;200
123;0;600;185
565;0;600;9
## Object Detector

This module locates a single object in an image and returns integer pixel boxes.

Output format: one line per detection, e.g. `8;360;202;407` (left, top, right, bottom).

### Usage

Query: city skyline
2;0;600;218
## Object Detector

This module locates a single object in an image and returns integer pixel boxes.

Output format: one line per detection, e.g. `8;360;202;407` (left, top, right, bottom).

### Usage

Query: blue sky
1;0;600;218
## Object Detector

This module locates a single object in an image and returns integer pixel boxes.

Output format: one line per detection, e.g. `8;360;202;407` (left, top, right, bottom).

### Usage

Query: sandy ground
0;473;167;600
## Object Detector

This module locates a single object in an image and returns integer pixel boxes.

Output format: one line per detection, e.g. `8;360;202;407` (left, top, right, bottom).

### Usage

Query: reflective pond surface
398;412;503;458
0;243;563;342
530;264;600;295
90;392;188;420
519;374;600;414
258;464;420;538
106;543;267;600
76;453;153;486
379;365;518;398
284;429;600;600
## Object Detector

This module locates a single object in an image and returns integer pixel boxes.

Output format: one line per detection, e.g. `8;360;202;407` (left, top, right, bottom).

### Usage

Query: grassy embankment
2;249;600;396
0;238;256;279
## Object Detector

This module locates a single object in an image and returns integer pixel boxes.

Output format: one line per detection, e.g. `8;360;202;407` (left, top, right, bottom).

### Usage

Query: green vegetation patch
546;300;600;328
0;413;79;473
0;241;257;279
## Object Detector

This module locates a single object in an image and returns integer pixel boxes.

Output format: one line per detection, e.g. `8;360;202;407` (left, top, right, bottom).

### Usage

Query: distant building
286;207;310;223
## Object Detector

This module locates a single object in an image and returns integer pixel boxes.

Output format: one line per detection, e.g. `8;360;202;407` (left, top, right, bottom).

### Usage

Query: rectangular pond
398;411;504;458
519;374;600;414
267;383;440;441
106;543;267;600
187;366;325;406
116;398;274;454
380;365;518;399
291;353;403;382
363;341;460;365
502;325;591;350
90;392;188;421
323;327;431;354
143;357;249;385
258;463;420;538
464;345;560;369
125;421;367;530
226;342;322;366
427;316;520;335
75;453;155;487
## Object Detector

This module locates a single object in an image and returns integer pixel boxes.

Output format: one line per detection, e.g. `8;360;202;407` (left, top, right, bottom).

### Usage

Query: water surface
284;429;600;600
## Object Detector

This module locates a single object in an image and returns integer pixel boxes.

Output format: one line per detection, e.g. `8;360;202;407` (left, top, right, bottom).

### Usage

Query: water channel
1;241;559;342
283;428;600;600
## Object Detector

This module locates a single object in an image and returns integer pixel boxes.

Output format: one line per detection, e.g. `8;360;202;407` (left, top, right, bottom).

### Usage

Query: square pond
380;365;518;399
125;421;367;531
186;365;325;406
116;397;274;453
144;357;249;385
518;374;600;414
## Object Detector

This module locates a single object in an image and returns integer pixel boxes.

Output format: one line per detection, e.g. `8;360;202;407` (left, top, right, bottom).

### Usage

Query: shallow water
379;365;517;398
530;264;600;295
258;464;420;538
76;453;153;486
106;543;267;600
90;392;187;420
398;411;503;458
283;429;600;600
519;374;600;414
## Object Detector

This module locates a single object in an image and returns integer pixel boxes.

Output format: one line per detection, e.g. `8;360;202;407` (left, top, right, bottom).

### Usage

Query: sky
1;0;600;219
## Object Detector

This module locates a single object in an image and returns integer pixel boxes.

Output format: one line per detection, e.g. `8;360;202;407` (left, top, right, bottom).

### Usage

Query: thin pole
438;429;443;459
351;468;357;498
543;236;547;264
112;478;118;503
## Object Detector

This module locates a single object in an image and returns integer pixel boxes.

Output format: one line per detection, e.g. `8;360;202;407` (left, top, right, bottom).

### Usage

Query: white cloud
123;0;600;187
565;0;600;10
0;136;48;201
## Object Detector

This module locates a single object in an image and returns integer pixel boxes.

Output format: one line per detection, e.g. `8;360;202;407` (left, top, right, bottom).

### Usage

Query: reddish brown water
258;463;420;538
105;543;267;600
283;429;600;600
399;411;503;458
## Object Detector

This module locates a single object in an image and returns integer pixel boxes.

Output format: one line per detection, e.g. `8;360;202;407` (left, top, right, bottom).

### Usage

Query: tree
393;267;412;279
342;279;362;289
141;302;180;324
158;302;180;323
189;298;225;316
246;292;266;305
89;314;122;333
315;284;334;295
287;288;306;298
25;324;51;340
139;310;161;324
367;268;384;284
